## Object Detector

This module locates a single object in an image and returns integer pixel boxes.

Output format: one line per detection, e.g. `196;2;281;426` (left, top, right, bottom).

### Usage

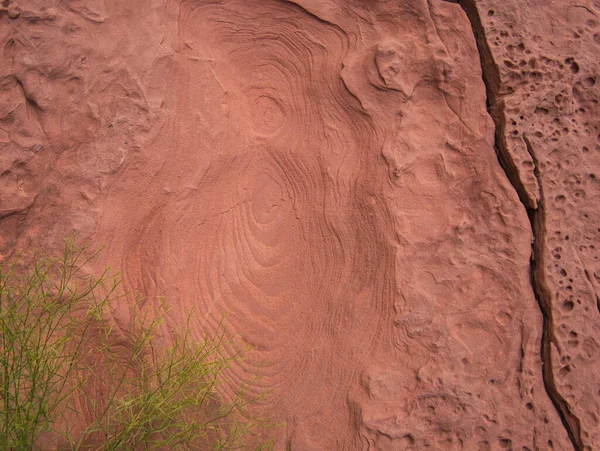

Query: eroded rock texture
0;0;597;449
462;0;600;449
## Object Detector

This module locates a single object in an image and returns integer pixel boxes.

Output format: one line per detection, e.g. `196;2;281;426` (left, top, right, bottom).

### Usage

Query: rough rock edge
457;0;582;449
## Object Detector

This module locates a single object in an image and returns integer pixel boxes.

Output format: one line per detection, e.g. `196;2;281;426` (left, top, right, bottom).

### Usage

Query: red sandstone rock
463;0;600;449
0;0;595;449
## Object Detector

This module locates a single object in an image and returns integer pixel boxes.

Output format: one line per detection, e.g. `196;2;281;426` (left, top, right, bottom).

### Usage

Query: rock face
462;1;600;449
0;0;597;449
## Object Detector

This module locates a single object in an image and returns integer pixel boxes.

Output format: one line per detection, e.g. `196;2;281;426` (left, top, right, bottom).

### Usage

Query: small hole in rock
558;366;571;377
402;434;415;445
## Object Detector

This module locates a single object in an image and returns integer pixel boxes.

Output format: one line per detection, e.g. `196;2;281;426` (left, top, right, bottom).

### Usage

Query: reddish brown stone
1;0;596;449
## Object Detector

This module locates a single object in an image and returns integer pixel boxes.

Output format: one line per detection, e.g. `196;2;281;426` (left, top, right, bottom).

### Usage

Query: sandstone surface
0;0;598;449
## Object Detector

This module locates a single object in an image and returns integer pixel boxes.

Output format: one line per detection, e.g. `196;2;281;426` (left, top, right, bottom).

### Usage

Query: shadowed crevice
458;1;582;449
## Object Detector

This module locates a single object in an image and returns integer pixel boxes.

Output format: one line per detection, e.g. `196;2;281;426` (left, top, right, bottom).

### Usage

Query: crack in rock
459;1;583;449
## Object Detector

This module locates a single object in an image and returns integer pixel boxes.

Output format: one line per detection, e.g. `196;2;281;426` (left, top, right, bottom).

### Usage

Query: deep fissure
457;1;582;449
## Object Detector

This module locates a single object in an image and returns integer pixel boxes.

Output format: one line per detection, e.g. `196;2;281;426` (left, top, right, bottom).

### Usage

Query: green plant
0;239;114;450
73;304;269;451
0;239;272;450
